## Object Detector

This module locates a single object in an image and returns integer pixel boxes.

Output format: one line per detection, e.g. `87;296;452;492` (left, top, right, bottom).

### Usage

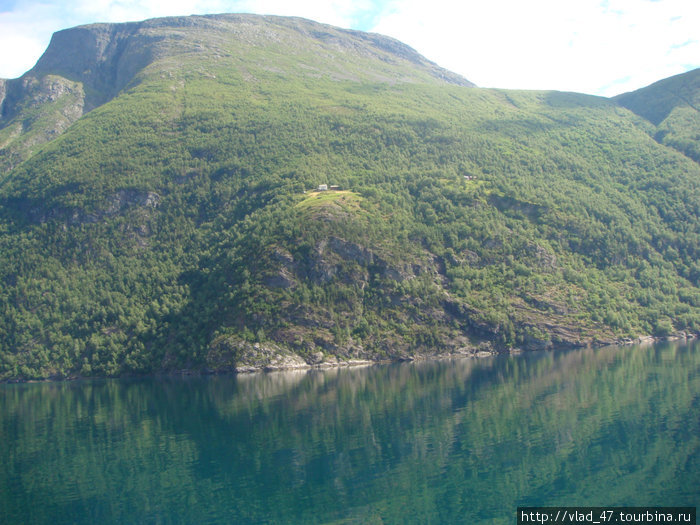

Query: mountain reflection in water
2;342;699;524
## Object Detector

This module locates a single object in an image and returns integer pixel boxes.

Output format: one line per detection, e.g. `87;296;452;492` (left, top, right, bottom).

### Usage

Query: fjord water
1;343;699;524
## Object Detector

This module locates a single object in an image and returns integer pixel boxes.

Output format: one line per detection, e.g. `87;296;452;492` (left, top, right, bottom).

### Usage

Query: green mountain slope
0;14;471;175
615;68;700;164
1;14;699;380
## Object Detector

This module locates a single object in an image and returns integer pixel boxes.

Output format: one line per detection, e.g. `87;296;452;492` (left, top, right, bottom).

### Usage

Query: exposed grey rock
206;338;309;373
0;75;85;173
264;270;296;289
106;190;160;215
527;242;558;271
328;236;374;265
14;188;160;227
302;236;419;285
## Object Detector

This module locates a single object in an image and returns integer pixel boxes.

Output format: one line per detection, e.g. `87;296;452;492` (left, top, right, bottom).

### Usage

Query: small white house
318;184;328;191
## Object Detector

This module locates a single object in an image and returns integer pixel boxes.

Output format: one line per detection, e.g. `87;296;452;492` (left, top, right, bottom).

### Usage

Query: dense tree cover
1;16;700;380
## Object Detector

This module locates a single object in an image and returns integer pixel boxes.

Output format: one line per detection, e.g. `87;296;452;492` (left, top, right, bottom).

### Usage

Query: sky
0;0;698;97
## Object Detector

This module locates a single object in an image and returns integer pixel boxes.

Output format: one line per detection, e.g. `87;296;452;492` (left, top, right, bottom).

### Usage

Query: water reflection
1;342;699;524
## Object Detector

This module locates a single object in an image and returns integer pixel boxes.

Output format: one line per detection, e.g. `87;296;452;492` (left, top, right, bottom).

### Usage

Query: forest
1;14;699;380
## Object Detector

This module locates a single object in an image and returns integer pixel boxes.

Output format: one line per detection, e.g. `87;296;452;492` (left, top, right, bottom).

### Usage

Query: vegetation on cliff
1;14;699;380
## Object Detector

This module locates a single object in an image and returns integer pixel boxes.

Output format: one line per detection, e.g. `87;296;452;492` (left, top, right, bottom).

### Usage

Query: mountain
1;14;699;381
0;14;472;175
615;68;700;164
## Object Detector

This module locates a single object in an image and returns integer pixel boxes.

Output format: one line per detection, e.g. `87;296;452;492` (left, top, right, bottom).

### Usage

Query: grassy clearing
295;190;362;210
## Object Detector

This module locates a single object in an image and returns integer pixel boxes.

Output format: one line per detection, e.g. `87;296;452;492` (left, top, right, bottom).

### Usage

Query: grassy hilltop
1;14;699;380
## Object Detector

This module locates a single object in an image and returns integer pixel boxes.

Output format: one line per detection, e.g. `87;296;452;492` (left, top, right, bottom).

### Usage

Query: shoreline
3;332;696;384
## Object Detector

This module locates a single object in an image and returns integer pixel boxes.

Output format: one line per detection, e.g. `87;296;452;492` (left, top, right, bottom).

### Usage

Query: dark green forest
1;14;699;380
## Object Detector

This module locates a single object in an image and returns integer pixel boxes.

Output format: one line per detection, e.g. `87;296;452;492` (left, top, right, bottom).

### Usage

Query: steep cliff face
0;23;163;173
24;23;155;111
0;75;85;173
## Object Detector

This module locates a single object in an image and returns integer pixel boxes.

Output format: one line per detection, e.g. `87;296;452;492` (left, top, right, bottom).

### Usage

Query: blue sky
0;0;698;96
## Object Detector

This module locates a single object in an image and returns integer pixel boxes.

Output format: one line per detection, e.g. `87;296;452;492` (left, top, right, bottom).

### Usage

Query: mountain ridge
615;68;700;164
0;14;474;176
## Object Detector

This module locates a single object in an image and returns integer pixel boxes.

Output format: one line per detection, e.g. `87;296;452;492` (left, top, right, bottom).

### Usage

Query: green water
1;342;699;524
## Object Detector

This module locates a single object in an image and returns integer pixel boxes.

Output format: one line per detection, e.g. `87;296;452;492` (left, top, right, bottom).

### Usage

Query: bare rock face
206;338;309;373
28;23;161;111
106;190;161;214
301;236;420;285
0;75;85;173
0;20;180;173
14;188;160;227
1;22;157;126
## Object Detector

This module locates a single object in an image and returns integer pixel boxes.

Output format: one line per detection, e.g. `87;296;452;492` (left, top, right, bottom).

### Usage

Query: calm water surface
1;342;699;524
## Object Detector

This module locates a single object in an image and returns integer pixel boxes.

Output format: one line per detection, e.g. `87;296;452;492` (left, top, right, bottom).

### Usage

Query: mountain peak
614;67;700;125
615;67;700;163
30;14;474;96
0;13;473;174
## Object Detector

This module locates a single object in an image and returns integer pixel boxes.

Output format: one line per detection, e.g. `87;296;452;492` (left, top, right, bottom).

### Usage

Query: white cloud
0;31;47;79
0;0;698;95
0;3;64;78
370;0;700;96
